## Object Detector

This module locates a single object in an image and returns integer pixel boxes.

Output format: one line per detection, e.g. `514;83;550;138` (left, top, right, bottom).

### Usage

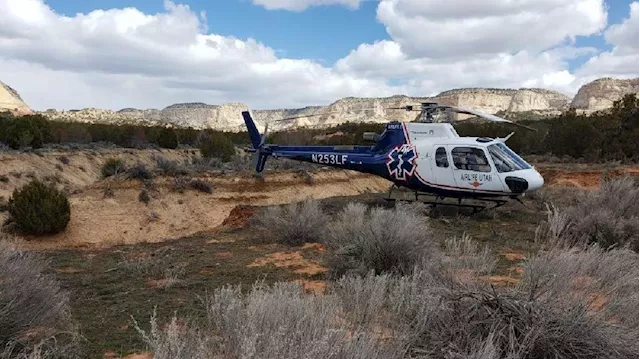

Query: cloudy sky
0;0;637;111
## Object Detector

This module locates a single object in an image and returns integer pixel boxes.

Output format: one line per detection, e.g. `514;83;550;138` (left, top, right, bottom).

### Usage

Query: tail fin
372;122;407;152
242;111;261;149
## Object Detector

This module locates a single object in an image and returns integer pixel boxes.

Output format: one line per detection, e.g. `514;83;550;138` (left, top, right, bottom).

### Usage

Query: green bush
198;131;235;162
7;180;71;236
101;158;126;178
156;127;179;149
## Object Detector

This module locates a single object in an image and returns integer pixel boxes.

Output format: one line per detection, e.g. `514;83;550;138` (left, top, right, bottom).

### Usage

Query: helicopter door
430;146;454;186
448;145;507;193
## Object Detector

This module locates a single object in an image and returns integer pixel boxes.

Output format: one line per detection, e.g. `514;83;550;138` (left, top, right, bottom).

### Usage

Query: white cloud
251;0;363;11
0;0;637;113
0;0;399;110
336;41;596;96
376;0;608;59
574;1;639;83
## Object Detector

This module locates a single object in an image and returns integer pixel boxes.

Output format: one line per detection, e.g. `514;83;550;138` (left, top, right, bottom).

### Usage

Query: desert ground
0;147;638;358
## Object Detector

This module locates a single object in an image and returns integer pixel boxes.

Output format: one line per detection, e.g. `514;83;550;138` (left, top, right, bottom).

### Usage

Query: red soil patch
214;251;233;259
502;252;526;261
221;205;257;228
508;266;524;275
146;278;179;288
540;167;638;189
207;237;236;244
301;242;326;252
199;267;216;275
483;275;520;286
248;251;327;276
294;279;327;294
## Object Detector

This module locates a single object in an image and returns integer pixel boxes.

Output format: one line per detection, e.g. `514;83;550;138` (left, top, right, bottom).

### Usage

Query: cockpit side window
451;147;491;172
435;147;449;168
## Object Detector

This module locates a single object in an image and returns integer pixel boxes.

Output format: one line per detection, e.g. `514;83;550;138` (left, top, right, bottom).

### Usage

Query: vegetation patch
536;176;639;251
0;238;81;358
251;199;329;246
6;179;71;236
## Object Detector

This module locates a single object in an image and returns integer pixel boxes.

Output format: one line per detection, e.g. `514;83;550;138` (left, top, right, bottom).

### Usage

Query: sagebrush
100;158;126;178
0;238;81;358
536;176;639;251
136;240;638;359
251;199;328;246
326;202;436;278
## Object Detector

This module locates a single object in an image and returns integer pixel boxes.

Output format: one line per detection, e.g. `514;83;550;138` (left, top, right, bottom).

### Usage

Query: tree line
0;93;637;163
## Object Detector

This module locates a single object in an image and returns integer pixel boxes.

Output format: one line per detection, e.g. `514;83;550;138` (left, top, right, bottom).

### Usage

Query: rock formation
0;81;32;115
2;77;637;131
571;77;639;112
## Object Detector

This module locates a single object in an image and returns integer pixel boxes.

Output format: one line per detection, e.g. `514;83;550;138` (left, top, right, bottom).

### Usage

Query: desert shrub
138;189;150;204
536;176;639;251
7;180;71;236
325;202;436;278
251;199;329;246
134;282;404;359
333;244;638;359
127;163;154;181
134;235;638;359
57;156;70;165
101;158;126;178
189;179;213;193
0;239;80;358
153;155;188;176
198;131;235;162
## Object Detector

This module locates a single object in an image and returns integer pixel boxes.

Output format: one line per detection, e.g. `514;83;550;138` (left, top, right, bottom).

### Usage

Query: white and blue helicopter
242;102;545;211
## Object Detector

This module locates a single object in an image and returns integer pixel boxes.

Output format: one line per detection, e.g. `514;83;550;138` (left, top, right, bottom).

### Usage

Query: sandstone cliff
0;81;32;115
570;77;639;112
435;88;570;114
2;77;637;131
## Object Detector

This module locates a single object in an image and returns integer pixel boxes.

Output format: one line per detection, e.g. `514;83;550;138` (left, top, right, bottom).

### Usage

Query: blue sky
44;0;388;64
44;0;633;68
0;0;637;110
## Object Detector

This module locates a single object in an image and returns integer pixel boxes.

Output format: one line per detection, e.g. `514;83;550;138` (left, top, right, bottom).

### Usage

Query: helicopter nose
504;170;544;194
525;169;545;192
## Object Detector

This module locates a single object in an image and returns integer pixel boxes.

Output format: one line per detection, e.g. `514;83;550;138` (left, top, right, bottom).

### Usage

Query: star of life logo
386;144;418;181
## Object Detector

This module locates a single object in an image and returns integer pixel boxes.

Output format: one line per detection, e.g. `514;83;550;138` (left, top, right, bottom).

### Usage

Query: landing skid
384;185;511;214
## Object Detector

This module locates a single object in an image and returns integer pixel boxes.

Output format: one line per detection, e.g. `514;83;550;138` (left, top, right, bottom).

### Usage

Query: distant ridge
2;77;638;131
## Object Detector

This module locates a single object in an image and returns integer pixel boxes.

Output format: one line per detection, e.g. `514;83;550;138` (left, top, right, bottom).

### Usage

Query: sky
0;0;638;111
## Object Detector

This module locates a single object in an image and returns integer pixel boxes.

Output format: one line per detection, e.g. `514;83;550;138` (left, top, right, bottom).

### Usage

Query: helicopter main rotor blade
273;111;341;122
447;106;538;131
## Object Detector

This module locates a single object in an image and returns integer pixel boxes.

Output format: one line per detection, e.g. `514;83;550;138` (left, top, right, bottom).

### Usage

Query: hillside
571;77;639;112
0;81;32;115
3;77;638;131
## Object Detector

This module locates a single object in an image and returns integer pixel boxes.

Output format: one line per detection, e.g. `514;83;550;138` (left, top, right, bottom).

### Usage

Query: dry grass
0;237;81;358
536;176;639;251
134;282;404;359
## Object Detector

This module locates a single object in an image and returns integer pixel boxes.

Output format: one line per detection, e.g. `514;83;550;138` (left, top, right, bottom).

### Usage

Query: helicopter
241;102;545;212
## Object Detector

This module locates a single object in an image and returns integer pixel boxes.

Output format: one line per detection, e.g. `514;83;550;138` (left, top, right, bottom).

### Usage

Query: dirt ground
1;148;635;251
0;148;637;358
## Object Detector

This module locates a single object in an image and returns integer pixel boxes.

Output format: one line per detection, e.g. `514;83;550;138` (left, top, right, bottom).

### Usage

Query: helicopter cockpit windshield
487;142;532;173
